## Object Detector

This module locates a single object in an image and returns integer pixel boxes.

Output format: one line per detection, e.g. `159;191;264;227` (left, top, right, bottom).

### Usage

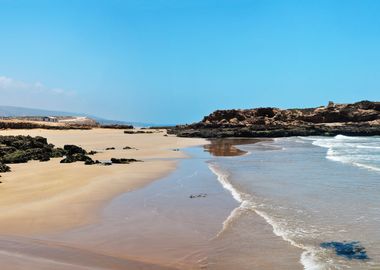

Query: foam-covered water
311;135;380;172
210;136;380;269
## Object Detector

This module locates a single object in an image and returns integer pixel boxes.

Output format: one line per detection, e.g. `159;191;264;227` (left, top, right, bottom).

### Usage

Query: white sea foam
212;206;244;239
255;209;326;270
208;162;326;270
309;135;380;173
208;163;246;239
208;163;243;203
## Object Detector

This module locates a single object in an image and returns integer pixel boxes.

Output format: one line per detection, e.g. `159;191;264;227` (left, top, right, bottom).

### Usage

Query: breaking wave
310;135;380;173
208;163;326;270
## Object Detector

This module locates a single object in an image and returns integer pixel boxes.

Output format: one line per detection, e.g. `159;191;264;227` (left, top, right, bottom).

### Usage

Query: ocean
210;135;380;269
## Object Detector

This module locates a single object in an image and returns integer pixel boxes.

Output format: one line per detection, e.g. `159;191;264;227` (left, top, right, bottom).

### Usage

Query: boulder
0;163;11;172
63;145;86;155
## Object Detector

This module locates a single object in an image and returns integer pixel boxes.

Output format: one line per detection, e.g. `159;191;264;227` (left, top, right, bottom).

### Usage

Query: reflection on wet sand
204;138;271;156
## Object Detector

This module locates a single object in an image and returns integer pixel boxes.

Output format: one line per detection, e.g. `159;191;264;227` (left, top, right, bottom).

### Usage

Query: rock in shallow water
320;241;369;260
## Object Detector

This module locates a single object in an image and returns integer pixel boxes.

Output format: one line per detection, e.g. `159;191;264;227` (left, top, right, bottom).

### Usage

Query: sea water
210;135;380;269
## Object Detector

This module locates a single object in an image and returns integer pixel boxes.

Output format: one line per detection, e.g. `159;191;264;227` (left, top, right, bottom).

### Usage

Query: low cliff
169;101;380;138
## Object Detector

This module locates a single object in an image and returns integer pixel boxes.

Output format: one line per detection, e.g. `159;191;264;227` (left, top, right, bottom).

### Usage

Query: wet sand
42;147;239;269
0;235;176;270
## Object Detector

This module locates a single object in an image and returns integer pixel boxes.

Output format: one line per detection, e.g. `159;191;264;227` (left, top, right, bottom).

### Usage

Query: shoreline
0;131;308;269
208;160;304;270
40;144;241;269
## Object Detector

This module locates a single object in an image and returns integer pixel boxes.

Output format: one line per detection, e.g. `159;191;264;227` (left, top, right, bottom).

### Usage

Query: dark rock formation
60;153;94;164
63;145;86;155
51;148;66;158
0;135;71;173
84;159;97;165
105;147;115;150
0;163;11;172
124;130;154;134
0;135;134;174
110;158;141;164
169;101;380;138
100;124;134;129
60;145;95;164
0;135;65;165
101;161;112;166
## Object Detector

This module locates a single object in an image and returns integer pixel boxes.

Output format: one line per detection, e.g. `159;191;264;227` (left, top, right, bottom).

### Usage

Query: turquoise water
211;135;380;269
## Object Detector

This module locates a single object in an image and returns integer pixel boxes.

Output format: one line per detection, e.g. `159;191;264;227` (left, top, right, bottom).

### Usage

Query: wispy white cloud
0;75;80;111
0;76;75;96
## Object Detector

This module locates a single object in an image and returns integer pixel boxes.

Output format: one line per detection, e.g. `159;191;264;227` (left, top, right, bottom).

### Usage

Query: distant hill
0;105;154;127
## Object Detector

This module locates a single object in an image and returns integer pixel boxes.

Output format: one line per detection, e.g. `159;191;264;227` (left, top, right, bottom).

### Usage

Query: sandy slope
0;128;205;235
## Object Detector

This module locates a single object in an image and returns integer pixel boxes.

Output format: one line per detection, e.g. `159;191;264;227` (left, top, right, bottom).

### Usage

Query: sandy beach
0;130;308;270
0;129;205;235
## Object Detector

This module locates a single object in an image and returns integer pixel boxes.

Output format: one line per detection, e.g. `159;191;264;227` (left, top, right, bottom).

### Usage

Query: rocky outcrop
110;158;141;164
0;135;66;173
0;163;10;172
124;130;155;134
0;135;63;164
60;153;94;164
0;135;142;175
169;101;380;138
100;124;134;129
60;145;95;164
63;145;87;155
0;136;98;173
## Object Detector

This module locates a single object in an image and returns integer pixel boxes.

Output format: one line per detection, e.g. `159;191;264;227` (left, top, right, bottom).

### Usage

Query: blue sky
0;0;379;124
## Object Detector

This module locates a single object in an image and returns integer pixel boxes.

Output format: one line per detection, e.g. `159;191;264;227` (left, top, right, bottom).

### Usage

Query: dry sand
0;128;206;235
